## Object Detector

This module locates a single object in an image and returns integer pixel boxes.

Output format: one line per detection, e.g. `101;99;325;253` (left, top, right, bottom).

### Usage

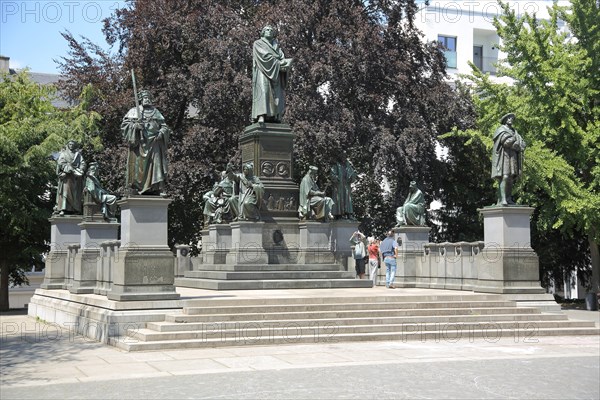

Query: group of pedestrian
349;229;398;289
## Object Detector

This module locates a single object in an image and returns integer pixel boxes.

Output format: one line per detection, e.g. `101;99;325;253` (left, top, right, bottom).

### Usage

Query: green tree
0;70;100;310
448;0;600;294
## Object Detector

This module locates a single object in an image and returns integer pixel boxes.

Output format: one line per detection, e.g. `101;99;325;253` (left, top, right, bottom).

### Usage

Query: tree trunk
588;233;599;293
0;258;9;311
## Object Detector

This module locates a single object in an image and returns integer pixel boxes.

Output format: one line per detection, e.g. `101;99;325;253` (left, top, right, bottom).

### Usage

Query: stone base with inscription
107;196;180;301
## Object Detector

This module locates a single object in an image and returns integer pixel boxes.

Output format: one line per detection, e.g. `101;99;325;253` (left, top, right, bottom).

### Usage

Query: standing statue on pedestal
298;166;334;222
121;88;171;196
203;170;235;226
252;25;293;123
330;153;358;219
492;113;526;206
54;139;86;216
395;181;426;226
228;163;264;221
84;162;118;220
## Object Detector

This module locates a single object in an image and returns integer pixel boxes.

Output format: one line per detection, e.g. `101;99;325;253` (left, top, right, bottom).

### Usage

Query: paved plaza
1;301;598;399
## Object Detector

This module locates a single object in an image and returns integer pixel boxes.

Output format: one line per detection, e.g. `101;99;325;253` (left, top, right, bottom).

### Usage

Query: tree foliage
0;71;101;310
56;0;474;250
448;0;600;291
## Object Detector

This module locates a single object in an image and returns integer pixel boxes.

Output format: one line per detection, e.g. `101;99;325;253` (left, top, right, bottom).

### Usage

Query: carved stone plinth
107;196;179;301
41;216;83;290
330;220;359;270
70;220;119;294
226;221;269;264
475;207;544;294
394;226;431;288
204;224;232;264
298;221;335;264
240;123;299;220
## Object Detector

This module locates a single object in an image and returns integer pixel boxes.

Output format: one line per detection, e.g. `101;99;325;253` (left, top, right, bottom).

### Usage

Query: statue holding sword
121;71;171;196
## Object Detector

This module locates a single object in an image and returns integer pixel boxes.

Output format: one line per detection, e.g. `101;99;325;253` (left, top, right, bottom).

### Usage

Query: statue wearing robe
330;158;358;219
54;140;86;215
121;90;170;195
298;166;334;222
252;25;293;123
395;181;426;226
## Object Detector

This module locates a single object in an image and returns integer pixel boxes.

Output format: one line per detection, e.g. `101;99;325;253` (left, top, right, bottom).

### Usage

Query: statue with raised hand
491;113;526;206
54;139;86;216
252;25;293;124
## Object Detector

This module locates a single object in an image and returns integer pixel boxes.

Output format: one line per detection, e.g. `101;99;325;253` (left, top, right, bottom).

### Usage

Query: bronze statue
298;166;334;222
54;139;86;216
330;153;358;219
252;25;293;123
492;113;526;206
228;163;264;221
84;162;117;220
395;181;426;226
203;171;235;226
121;89;170;196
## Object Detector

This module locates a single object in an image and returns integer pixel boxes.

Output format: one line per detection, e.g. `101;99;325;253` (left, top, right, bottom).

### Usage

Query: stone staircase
175;263;373;290
112;293;599;351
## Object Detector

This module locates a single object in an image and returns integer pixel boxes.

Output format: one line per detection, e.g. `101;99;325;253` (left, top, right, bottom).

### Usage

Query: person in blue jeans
379;230;398;288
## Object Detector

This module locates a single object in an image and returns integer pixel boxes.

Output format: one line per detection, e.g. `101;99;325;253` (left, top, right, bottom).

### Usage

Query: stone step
184;270;356;280
175;278;374;290
195;264;344;272
113;326;600;351
129;320;596;342
181;300;519;315
178;294;507;307
164;306;541;323
148;313;570;333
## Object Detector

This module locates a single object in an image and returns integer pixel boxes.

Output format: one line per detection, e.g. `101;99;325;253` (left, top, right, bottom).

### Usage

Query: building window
473;45;483;70
438;35;457;69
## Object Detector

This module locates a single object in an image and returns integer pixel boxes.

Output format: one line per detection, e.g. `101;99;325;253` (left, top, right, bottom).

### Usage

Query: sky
1;0;127;74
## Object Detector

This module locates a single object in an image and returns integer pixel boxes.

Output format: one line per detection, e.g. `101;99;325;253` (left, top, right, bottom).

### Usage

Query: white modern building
415;0;569;81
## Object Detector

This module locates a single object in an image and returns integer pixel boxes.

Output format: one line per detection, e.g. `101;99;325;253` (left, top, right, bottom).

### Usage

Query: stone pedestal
226;221;269;264
107;196;180;301
204;224;232;264
394;226;430;288
262;219;302;264
174;244;191;277
70;221;120;294
330;220;359;270
475;207;544;294
240;123;299;220
298;221;335;264
41;216;83;289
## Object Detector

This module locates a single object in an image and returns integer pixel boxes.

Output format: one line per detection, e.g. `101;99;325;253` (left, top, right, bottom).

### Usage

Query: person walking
367;237;380;287
379;230;399;288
